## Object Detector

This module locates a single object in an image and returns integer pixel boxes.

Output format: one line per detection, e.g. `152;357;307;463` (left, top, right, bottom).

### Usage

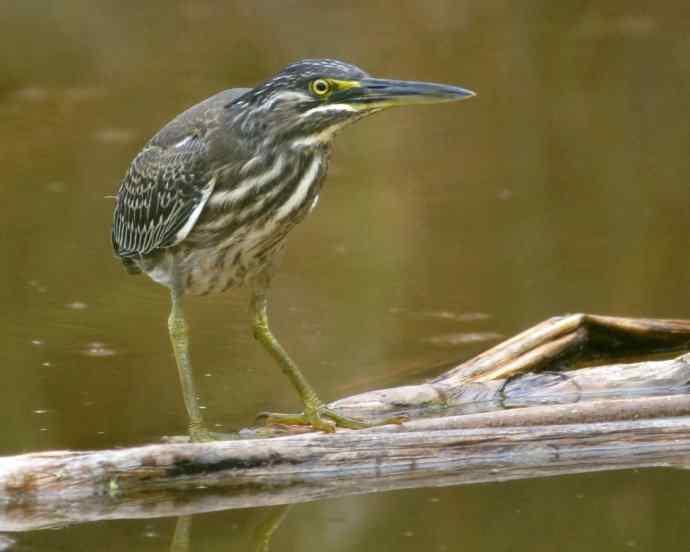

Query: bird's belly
169;218;291;295
182;245;273;295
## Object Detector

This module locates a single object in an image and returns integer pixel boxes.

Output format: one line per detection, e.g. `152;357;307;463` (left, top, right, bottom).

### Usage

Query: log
331;353;690;418
2;314;690;532
2;409;690;531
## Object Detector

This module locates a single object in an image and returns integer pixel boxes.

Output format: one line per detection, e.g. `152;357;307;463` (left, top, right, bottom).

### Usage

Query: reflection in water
253;506;292;552
169;507;291;552
0;535;15;551
170;516;191;552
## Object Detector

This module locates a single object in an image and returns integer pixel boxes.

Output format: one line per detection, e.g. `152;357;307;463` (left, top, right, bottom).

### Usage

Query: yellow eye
310;79;331;97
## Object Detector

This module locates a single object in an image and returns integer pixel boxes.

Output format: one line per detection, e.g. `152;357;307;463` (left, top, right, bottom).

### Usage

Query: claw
189;422;239;442
311;416;336;433
189;424;216;442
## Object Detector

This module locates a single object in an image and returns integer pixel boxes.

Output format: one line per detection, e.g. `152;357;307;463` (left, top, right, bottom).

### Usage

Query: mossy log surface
2;314;690;531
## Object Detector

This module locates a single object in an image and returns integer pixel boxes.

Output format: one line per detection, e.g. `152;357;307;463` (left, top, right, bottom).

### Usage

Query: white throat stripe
276;157;321;219
300;104;356;118
209;155;285;207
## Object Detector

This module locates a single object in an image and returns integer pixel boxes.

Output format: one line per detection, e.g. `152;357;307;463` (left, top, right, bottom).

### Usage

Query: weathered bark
331;353;690;418
330;314;690;418
2;409;690;532
1;314;690;532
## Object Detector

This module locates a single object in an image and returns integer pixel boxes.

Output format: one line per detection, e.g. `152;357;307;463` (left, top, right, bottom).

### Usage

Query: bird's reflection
170;515;192;552
253;506;292;552
169;506;292;551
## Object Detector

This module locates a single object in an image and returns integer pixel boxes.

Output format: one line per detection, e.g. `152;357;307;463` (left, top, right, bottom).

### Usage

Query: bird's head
232;59;475;148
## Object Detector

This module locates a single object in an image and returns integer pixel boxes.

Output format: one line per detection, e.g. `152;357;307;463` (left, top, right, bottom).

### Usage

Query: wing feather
111;87;249;260
111;138;211;258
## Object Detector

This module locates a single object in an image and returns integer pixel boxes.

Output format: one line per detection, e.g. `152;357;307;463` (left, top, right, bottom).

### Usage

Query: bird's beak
340;78;476;109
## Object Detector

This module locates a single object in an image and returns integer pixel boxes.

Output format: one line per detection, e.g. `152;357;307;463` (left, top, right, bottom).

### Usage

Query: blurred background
2;0;690;550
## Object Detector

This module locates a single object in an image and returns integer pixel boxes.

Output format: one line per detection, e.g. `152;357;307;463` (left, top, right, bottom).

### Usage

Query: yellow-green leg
251;290;397;432
168;280;214;442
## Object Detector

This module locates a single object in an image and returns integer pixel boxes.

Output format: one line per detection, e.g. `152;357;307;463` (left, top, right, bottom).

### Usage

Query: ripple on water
94;128;137;144
81;342;116;358
390;307;491;322
423;332;503;347
27;280;47;293
141;525;160;539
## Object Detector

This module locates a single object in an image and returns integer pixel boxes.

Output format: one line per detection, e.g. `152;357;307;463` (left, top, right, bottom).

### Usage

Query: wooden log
331;353;690;417
1;314;690;532
2;410;690;531
436;314;690;385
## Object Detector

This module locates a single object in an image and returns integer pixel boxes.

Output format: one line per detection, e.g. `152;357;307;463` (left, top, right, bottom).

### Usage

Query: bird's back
111;88;249;273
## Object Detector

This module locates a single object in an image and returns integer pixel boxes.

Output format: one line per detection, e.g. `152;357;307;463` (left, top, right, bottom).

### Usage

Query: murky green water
3;1;690;550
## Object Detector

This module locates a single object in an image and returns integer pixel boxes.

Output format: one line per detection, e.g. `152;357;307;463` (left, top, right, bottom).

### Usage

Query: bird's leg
251;290;395;432
168;281;214;442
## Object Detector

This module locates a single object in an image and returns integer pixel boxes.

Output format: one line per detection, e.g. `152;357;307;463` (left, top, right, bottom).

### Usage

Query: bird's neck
232;106;337;157
250;132;331;172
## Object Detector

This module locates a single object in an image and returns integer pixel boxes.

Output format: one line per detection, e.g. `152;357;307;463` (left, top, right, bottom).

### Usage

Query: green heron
112;59;474;440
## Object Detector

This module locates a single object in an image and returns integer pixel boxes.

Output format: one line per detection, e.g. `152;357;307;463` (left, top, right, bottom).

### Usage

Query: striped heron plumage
112;59;475;440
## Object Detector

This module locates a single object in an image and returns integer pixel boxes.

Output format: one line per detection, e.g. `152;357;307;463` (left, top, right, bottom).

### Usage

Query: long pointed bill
341;78;476;109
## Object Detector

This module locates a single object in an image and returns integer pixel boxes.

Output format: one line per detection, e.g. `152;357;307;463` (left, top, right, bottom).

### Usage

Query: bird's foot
257;403;405;433
189;421;239;442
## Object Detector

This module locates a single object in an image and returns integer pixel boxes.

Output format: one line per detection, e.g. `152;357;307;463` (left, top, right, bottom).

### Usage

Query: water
3;1;690;549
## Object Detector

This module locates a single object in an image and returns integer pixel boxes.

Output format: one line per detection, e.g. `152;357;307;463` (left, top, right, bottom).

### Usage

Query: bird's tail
120;256;142;275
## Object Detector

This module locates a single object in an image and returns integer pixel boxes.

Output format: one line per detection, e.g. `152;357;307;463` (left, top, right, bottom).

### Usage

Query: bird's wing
111;138;211;257
111;88;249;258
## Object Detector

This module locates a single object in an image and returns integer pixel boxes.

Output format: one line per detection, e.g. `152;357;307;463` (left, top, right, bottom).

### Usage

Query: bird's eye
310;79;331;97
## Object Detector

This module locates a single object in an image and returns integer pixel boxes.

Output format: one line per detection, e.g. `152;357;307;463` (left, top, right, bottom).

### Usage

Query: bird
111;59;475;441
